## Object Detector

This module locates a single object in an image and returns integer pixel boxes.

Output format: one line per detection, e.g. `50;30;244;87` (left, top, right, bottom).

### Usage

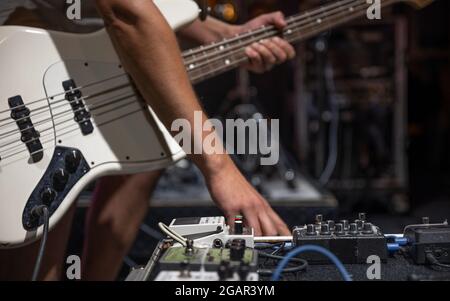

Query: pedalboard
292;213;388;264
403;218;450;265
155;244;258;281
154;216;258;281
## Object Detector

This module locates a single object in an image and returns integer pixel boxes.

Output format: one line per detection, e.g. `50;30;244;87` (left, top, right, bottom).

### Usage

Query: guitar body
0;0;198;248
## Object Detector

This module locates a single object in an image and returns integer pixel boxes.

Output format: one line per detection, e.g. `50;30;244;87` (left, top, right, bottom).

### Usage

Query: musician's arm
94;0;290;235
179;14;296;73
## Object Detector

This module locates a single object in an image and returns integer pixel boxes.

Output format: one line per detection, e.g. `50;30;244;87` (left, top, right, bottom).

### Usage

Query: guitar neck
183;0;399;84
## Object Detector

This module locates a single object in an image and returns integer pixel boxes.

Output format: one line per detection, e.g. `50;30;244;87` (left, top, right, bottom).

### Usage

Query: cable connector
31;205;50;281
31;205;48;218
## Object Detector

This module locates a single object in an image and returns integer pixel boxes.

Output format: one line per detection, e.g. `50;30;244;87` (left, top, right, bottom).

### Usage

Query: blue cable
270;245;352;281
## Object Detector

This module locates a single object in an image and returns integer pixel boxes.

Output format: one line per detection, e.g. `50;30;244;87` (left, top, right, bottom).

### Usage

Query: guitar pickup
63;79;94;135
8;95;43;163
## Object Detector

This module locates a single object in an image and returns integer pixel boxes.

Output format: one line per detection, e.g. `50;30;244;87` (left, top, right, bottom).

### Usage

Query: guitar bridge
8;95;43;163
62;79;94;135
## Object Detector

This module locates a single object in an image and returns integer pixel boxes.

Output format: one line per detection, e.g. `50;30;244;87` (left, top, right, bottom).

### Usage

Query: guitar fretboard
183;0;398;84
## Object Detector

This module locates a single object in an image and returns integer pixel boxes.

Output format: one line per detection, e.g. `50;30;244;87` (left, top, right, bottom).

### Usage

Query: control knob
335;223;345;235
53;168;69;191
320;224;331;235
65;150;81;173
306;224;316;236
349;223;358;235
362;223;374;234
41;187;56;206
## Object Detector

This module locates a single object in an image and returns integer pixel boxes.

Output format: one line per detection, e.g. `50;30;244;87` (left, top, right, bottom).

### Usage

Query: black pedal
292;213;388;264
403;218;450;265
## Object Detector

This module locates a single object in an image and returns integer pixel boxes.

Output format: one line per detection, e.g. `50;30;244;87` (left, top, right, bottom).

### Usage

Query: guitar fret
186;0;398;83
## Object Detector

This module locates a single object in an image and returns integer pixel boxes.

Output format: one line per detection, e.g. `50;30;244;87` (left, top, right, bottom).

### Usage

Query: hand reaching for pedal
236;12;296;73
205;161;291;236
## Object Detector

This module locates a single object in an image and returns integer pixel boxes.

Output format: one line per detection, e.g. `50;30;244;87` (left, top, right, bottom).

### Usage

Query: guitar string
0;0;386;144
0;0;348;127
184;0;364;65
0;0;366;137
0;107;145;163
182;0;363;60
189;0;397;82
0;91;139;150
187;0;398;78
0;88;135;142
1;98;141;158
2;96;142;157
183;0;360;59
0;0;388;149
0;0;396;160
186;0;368;77
0;0;379;124
0;100;140;157
0;80;131;128
0;0;365;119
182;0;379;81
3;97;142;159
0;81;132;134
188;0;379;81
0;72;129;115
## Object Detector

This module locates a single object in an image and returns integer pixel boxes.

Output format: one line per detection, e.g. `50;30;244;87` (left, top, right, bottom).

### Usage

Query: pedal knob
349;223;358;235
53;168;69;191
355;219;364;230
65;150;81;173
185;239;194;256
335;223;345;235
230;239;246;261
320;224;331;235
217;261;232;280
327;220;335;230
234;215;243;235
306;224;316;236
238;263;250;281
358;213;367;221
41;187;56;206
363;223;374;234
315;214;323;225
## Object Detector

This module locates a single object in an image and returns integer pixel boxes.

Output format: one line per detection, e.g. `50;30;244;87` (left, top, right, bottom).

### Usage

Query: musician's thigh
91;171;163;212
0;204;76;281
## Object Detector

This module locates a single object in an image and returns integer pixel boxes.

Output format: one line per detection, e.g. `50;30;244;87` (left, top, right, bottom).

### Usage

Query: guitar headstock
401;0;435;9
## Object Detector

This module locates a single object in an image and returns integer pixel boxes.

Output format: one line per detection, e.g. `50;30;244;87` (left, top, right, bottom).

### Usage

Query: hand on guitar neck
238;12;296;73
179;12;296;74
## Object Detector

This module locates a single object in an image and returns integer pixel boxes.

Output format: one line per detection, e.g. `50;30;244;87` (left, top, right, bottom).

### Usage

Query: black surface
258;251;450;281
